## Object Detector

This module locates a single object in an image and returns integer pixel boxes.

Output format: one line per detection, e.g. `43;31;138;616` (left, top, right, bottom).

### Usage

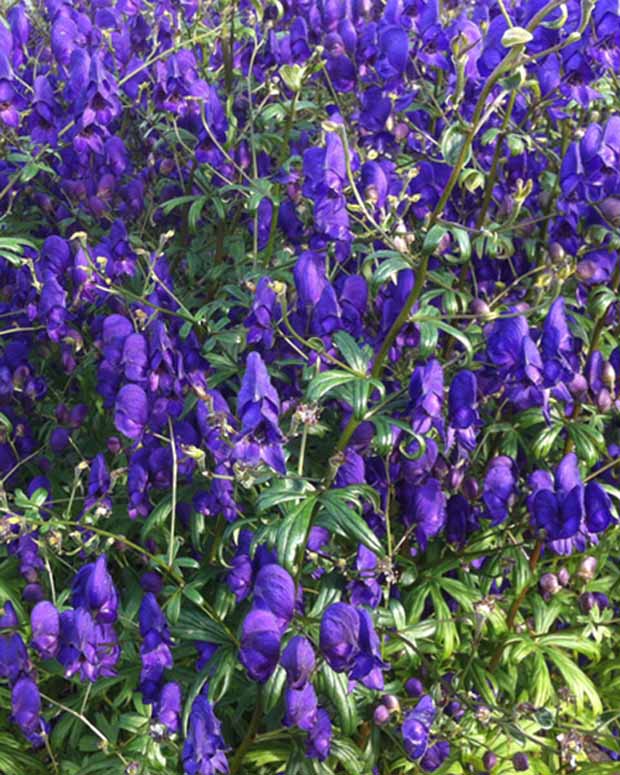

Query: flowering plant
0;0;620;773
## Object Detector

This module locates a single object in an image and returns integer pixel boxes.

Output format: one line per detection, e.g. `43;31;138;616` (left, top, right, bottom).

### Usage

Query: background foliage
1;0;620;773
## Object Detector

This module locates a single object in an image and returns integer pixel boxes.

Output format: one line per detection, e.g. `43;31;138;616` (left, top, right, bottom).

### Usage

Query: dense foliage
1;0;620;773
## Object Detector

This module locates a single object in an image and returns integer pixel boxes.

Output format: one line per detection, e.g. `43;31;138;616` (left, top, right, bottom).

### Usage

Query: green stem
167;417;178;569
229;688;263;775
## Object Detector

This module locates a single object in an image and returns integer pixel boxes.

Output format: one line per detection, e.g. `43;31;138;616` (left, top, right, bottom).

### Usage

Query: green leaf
332;331;369;373
279;64;305;92
423;224;449;255
140;495;172;541
544;647;602;715
501;27;533;47
318;664;359;735
529;651;553;707
263;664;287;714
318;493;385;557
276;497;316;575
440;125;471;166
307;370;357;401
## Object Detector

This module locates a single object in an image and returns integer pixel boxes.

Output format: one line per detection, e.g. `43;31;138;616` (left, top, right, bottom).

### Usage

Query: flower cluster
0;0;620;772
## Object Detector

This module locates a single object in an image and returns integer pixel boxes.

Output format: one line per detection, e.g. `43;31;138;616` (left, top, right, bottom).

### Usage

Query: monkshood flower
319;603;386;689
401;474;447;548
402;695;436;760
540;298;578;385
114;383;149;439
409;359;444;435
234;352;286;474
244;278;280;348
0;601;29;684
483;456;517;525
281;636;315;689
182;686;229;775
484;316;546;410
156;681;182;735
561;116;620;211
284;681;318;731
305;707;332;761
240;564;295;682
446;370;480;460
529;453;584;542
30;601;60;660
239;609;283;682
72;555;119;624
348;545;382;609
83;453;111;515
11;677;47;748
420;740;451;772
57;608;120;682
139;593;174;706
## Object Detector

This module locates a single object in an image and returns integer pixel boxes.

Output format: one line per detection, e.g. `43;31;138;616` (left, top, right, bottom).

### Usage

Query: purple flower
281;636;316;689
234;352;286;474
530;453;583;541
420;741;451;772
284;682;318;731
30;601;60;660
72;555;118;624
319;603;386;689
483;457;517;525
306;708;332;761
182;687;229;775
239;609;283;683
585;481;614;533
252;563;295;630
114;383;149;439
139;593;174;706
156;681;182;734
11;677;47;747
402;695;436;760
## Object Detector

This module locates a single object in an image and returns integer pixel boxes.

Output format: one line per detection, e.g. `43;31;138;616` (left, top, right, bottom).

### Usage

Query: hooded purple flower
234;352;286;474
402;695;436;760
409;359;444;434
306;708;332;761
447;370;480;459
239;609;283;683
420;740;451;771
182;687;229;775
284;681;318;731
30;601;60;660
530;453;584;541
114;383;149;439
72;555;119;624
281;636;316;689
483;457;517;525
139;593;174;705
11;677;47;747
252;563;295;630
319;603;386;689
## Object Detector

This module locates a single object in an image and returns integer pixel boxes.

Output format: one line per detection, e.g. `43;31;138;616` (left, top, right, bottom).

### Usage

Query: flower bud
405;677;424;697
483;750;498;770
374;704;390;725
381;694;400;713
548;242;565;263
513;752;529;771
577;556;597;581
599;196;620;227
471;298;490;317
540;573;560;597
597;388;613;412
568;373;588;399
557;567;570;586
602;361;616;388
462;477;480;501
